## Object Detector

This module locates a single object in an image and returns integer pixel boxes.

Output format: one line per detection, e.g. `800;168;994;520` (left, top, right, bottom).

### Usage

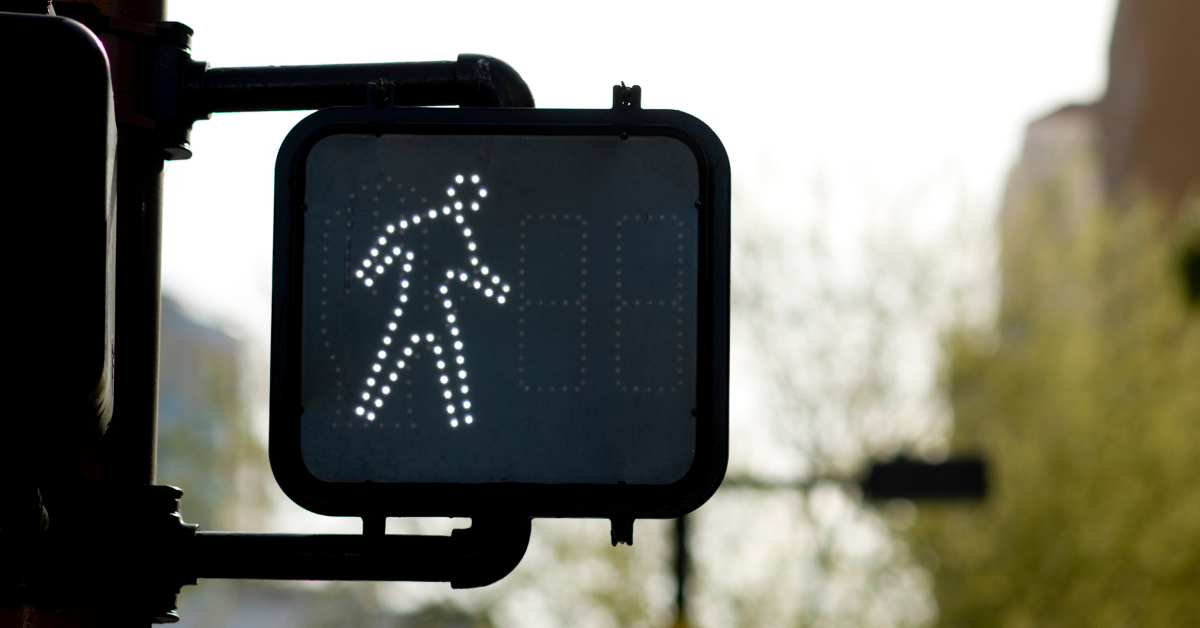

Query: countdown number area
298;134;700;485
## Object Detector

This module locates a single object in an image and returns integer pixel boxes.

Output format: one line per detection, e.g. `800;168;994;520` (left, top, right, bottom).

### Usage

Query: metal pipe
191;53;534;114
191;517;531;589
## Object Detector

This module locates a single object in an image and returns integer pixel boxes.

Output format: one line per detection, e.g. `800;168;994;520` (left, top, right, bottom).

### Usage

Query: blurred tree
910;194;1200;626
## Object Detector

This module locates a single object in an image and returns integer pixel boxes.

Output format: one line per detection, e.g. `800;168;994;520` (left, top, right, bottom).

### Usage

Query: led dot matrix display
297;134;701;485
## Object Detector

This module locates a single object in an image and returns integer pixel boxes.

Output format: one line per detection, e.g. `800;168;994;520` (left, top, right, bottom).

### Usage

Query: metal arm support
190;518;531;589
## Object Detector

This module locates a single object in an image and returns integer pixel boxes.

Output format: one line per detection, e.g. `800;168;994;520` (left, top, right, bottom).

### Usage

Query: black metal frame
270;103;731;521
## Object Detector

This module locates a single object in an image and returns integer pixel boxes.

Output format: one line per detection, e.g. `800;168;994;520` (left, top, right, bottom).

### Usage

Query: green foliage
909;196;1200;627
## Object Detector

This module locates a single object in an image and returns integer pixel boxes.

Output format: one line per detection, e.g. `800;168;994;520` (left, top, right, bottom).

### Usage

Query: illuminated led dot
443;390;452;399
481;266;490;275
433;346;443;355
367;378;376;386
454;201;463;210
447;187;456;197
459;273;467;282
447;314;457;323
492;276;500;284
464;415;473;424
454;341;463;350
462;400;472;409
455;175;465;184
386;224;395;233
362;392;370;400
443;206;451;215
460;385;468;394
428;209;437;218
406;251;415;260
384;256;393;264
375;265;384;274
450;418;459;427
443;299;452;308
471;201;479;210
403;264;412;272
364;278;374;287
440;375;450;384
377;237;386;245
394;308;402;316
425;333;435;342
400;294;407;302
473;280;482;289
396;359;406;368
437;361;445;370
413;215;421;224
485;289;493;297
502;285;510;292
356;270;365;278
497;296;506;304
458;370;467;378
471;175;480;183
403;347;412;355
381;386;390;395
468;242;476;251
439;285;448;294
479;188;487;197
383;337;392;345
451;327;459;336
446;404;455;413
393;246;401;255
445;270;454;279
356;407;365;415
367;412;375;420
372;363;382;372
456;356;465;364
388;322;397;330
389;373;398;381
363;260;371;267
371;248;379;256
401;280;409;288
374;399;383;408
471;257;479;266
455;215;464;223
464;228;472;237
399;221;408;229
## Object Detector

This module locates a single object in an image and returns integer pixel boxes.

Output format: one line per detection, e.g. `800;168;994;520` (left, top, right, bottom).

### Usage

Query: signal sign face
271;107;728;519
301;135;698;484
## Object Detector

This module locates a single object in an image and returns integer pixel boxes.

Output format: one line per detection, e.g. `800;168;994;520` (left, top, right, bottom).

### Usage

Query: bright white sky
163;0;1118;352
